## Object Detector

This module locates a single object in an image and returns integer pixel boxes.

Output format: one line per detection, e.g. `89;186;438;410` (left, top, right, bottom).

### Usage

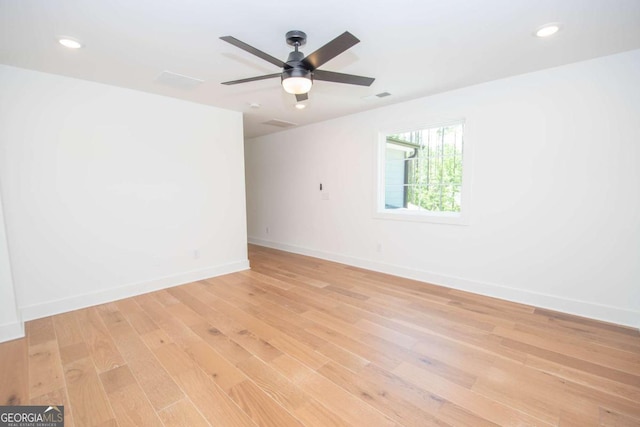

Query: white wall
0;65;248;334
245;49;640;328
0;195;22;342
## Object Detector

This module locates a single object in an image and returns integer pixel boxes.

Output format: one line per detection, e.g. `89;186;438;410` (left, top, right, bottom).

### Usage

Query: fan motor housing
286;51;305;63
283;50;310;82
281;66;312;82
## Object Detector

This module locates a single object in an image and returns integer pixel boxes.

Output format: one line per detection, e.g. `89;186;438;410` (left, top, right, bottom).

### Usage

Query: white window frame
374;119;471;225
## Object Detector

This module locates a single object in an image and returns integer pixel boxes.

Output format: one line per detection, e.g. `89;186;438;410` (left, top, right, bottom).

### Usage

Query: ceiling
1;0;639;139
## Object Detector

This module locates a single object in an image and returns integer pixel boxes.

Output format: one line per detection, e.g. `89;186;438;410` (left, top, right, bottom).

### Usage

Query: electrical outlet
266;226;270;235
376;242;382;253
193;249;200;259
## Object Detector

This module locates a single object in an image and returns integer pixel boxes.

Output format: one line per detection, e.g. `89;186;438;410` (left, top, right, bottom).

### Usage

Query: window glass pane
384;122;464;214
384;184;404;209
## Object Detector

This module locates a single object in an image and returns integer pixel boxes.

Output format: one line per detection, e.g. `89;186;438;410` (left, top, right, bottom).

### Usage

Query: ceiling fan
220;30;375;102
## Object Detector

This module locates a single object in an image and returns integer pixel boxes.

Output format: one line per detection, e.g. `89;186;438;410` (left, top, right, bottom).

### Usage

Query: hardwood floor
1;244;639;426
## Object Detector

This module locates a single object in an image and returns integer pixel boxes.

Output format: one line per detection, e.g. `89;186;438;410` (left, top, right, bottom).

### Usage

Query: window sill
373;209;469;225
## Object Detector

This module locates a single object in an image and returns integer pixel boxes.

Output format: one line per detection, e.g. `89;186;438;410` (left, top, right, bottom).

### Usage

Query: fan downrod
286;30;307;47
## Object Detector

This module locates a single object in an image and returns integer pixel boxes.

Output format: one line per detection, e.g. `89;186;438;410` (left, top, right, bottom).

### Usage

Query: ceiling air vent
262;119;297;128
156;71;204;90
362;91;392;101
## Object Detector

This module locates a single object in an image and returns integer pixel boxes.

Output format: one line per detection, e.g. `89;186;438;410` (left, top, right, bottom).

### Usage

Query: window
376;121;469;224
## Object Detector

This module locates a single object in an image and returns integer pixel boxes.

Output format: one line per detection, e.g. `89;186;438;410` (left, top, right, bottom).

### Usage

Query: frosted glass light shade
282;76;312;94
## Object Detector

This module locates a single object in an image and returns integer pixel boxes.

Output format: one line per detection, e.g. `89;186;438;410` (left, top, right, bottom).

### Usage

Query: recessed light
295;103;306;110
535;23;561;38
58;38;83;49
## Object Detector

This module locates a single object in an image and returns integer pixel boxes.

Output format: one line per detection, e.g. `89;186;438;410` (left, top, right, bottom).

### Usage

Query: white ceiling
1;0;639;139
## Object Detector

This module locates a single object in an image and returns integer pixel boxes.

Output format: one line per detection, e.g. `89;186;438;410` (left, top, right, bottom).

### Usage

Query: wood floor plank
52;312;85;348
294;366;398;427
353;318;419;349
152;289;181;307
293;399;352;427
389;316;531;364
472;356;640;425
251;356;374;427
393;361;555;426
115;299;160;335
236;356;308;410
139;328;173;350
75;307;126;373
524;354;640;403
437;401;501;427
411;335;497;376
599;406;640;427
153;343;257;426
1;244;638;427
64;357;116;427
307;321;406;371
29;387;74;427
134;293;201;347
266;332;330;370
317;360;447;426
99;365;163;427
240;269;294;290
183;339;247;393
157;398;210;427
174;287;288;364
242;299;327;349
54;312;90;368
27;317;56;346
514;318;640;357
28;338;65;399
270;354;317;385
188;321;255;366
534;307;639;338
0;338;28;405
494;324;640;375
229;379;304;427
97;306;184;410
500;336;640;387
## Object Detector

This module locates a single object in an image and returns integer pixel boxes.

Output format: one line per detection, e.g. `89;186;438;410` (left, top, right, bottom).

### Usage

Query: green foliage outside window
388;123;464;212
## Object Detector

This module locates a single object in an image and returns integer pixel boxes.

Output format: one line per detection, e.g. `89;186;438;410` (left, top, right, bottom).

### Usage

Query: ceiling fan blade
221;73;281;85
295;93;308;102
220;36;290;69
313;69;375;86
301;31;360;71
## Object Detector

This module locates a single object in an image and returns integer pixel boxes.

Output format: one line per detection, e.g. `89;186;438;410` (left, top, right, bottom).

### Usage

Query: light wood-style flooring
1;245;639;426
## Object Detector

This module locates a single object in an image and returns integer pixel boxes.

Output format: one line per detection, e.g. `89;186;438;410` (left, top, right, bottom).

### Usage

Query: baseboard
0;320;25;342
20;260;250;322
249;237;639;329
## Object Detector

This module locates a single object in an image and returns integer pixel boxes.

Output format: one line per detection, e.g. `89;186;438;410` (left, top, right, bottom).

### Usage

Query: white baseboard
20;260;250;322
249;237;639;329
0;320;25;342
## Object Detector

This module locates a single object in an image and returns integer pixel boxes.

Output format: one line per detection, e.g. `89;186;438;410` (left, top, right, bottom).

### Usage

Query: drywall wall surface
245;49;640;327
0;65;248;322
0;194;22;341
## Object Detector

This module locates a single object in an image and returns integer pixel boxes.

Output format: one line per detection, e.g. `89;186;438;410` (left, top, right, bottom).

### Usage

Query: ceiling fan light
282;76;312;95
